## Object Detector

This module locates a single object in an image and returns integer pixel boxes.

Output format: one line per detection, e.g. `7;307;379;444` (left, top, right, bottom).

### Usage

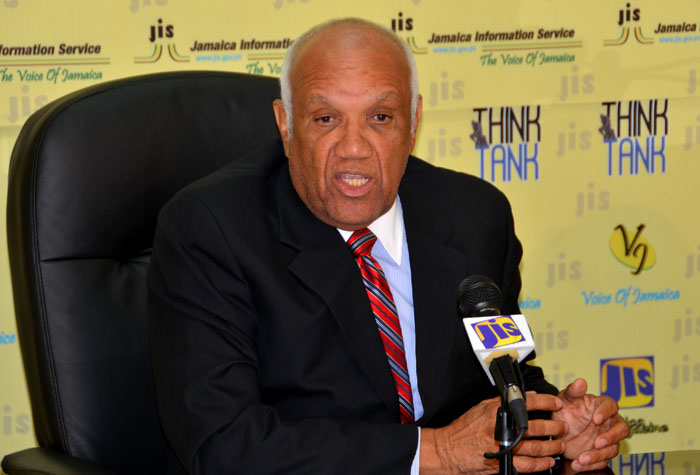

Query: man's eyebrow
307;94;330;104
374;92;401;102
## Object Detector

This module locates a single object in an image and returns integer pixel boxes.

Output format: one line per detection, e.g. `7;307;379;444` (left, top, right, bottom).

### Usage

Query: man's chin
324;210;382;231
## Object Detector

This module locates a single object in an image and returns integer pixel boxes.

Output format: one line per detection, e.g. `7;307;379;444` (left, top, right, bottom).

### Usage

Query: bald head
279;18;419;138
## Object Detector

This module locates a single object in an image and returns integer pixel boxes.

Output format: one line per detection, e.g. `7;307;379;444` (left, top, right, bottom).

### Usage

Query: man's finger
594;415;630;447
571;460;612;472
514;438;565;458
559;378;588;402
575;444;620;469
525;393;562;411
524;419;568;438
513;455;556;473
591;396;620;425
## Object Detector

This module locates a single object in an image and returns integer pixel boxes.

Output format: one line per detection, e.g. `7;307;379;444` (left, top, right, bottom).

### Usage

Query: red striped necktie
347;228;415;424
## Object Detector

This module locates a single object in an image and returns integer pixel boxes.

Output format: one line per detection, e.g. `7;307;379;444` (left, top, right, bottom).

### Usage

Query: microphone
457;275;534;432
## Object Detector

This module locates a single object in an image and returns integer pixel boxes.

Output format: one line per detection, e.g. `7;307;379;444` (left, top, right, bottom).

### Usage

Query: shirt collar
337;197;404;265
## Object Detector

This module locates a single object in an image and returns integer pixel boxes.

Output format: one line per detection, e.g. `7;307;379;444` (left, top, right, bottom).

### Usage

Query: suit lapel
399;160;473;423
274;163;400;420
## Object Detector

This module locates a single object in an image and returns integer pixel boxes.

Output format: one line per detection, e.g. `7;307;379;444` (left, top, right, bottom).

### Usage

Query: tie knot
347;228;377;258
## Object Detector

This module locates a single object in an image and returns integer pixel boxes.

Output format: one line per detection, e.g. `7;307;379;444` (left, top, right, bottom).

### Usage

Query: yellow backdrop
1;0;699;465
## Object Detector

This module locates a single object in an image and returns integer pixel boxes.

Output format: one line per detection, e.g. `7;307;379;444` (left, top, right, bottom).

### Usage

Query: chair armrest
2;447;120;475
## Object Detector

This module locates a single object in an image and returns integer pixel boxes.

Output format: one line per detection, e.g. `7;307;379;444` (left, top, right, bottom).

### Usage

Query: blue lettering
601;363;622;401
503;322;522;337
619;137;637;175
617;454;634;474
489;321;509;339
651;136;666;172
607;136;667;176
623;366;638;397
650;452;665;475
475;322;498;347
484;142;539;182
634;453;649;475
522;142;539;180
478;146;488;180
491;144;508;181
0;332;17;345
638;369;654;396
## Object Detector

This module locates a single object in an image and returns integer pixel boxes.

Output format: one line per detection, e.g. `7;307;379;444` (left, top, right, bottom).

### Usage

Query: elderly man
148;18;628;474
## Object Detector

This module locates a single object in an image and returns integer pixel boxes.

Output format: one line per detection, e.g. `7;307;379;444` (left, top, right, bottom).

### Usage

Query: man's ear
272;99;291;157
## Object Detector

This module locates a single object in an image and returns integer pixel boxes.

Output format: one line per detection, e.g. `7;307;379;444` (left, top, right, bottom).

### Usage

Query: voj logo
471;105;541;183
472;316;524;348
600;356;654;408
610;224;656;274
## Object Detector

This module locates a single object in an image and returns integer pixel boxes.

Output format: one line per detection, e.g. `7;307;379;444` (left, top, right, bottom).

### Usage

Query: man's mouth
339;174;370;187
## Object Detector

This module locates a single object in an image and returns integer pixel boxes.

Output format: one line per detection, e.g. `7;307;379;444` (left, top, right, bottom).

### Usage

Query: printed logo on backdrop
391;13;580;64
605;3;653;46
610;224;655;274
559;66;595;102
606;3;700;47
612;453;665;473
134;18;189;63
668;304;699;394
600;356;654;408
546;251;581;288
2;0;18;7
129;0;167;13
581;223;680;307
424;71;466;163
272;0;309;10
599;99;669;176
0;331;16;346
155;15;293;73
687;245;700;278
673;307;700;343
574;182;610;218
670;353;700;390
470;105;541;183
2;405;30;437
390;12;429;56
0;39;106;124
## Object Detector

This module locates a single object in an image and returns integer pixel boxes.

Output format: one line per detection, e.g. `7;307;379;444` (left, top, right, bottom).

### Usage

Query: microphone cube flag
463;314;536;385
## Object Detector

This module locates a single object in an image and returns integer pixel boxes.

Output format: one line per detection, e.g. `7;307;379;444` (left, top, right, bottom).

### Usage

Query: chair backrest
6;71;281;474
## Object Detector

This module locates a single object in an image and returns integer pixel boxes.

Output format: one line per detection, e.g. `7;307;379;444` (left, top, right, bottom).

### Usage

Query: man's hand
553;378;630;472
420;393;568;474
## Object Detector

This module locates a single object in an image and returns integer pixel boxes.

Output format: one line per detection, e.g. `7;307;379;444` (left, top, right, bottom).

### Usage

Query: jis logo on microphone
472;316;524;348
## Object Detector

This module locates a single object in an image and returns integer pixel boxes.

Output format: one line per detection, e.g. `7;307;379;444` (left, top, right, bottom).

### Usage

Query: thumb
560;378;588;402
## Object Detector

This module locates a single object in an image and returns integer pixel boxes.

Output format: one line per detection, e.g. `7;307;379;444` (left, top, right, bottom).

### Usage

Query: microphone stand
493;389;517;475
485;356;527;475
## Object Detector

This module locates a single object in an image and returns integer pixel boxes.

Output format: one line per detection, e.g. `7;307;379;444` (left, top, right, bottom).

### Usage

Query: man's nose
335;119;372;159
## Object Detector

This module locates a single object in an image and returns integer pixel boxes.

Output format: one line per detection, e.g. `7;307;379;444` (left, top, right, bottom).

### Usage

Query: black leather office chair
2;71;281;475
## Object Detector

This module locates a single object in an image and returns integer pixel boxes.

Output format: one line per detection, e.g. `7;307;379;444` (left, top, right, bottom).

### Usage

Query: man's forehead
304;91;403;106
292;26;406;74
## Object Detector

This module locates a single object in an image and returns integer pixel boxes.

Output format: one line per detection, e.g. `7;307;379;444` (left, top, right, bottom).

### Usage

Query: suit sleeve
498;197;559;397
147;194;417;475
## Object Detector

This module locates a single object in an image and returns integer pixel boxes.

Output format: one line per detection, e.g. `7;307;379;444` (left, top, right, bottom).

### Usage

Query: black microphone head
457;275;502;318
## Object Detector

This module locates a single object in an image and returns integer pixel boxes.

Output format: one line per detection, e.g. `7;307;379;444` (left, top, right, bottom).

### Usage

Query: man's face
273;28;422;231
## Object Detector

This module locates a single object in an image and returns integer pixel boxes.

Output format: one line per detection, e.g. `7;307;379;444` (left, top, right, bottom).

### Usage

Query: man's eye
316;116;333;123
374;114;391;122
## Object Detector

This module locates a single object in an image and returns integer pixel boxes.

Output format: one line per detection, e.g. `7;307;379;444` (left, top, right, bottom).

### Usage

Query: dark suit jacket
147;140;557;475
